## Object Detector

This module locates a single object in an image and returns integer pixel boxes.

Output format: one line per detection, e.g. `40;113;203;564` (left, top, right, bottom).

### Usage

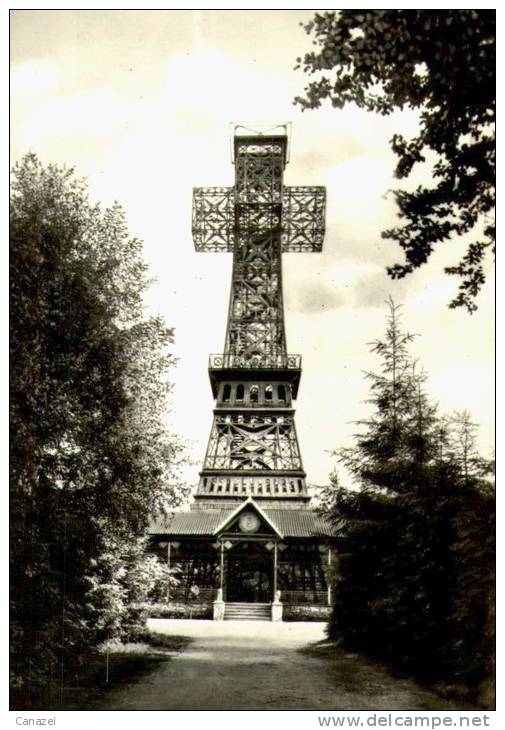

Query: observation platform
208;353;302;398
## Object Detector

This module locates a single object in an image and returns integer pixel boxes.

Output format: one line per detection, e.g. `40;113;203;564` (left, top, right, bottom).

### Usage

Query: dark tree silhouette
324;300;494;703
295;10;495;312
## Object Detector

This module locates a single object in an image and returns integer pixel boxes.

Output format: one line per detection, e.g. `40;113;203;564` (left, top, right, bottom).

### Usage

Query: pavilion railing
170;587;217;603
167;588;330;605
279;590;330;606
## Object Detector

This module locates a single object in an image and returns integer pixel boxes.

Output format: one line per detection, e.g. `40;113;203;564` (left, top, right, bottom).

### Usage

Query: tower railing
208;353;301;370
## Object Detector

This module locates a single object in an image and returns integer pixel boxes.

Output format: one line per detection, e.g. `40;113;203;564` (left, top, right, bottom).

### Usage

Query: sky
10;9;495;487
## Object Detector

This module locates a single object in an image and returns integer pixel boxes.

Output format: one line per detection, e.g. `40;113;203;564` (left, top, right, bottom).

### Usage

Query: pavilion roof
148;506;336;539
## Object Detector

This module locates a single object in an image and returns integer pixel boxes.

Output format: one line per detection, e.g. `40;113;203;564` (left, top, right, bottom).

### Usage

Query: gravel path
96;619;461;711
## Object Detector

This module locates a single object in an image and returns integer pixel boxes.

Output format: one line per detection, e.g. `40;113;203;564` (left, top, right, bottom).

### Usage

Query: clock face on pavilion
238;512;261;534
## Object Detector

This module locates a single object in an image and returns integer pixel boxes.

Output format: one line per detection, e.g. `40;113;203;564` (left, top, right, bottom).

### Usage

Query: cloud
353;269;409;309
11;60;60;101
291;278;346;313
286;259;382;315
162;47;291;123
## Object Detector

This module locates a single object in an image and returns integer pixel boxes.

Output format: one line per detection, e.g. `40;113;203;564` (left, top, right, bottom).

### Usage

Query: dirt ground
92;619;463;711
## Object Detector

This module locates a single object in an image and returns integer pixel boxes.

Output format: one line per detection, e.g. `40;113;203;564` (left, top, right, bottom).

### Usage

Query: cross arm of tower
192;186;326;253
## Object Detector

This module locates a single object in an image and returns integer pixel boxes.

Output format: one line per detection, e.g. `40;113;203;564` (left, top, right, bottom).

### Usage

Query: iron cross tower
192;124;325;507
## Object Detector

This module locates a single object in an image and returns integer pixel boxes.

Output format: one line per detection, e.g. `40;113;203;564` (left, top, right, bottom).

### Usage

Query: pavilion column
220;541;225;596
327;547;332;606
273;541;278;600
167;542;171;602
271;541;282;621
213;541;226;620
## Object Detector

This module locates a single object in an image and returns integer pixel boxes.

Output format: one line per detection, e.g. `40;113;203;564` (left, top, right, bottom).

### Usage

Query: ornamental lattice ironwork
192;128;325;499
204;414;303;472
192;186;325;253
208;353;301;370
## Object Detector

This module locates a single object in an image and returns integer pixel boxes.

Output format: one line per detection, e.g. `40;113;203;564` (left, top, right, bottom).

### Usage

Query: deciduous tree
295;10;495;312
10;154;187;703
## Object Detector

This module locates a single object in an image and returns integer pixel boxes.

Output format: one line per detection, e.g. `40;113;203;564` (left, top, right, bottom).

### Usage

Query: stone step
224;602;271;621
225;603;270;611
225;608;270;616
225;603;271;607
225;601;270;610
224;615;271;620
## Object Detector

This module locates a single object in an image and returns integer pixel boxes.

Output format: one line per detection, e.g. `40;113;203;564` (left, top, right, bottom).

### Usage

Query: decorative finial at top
230;122;292;163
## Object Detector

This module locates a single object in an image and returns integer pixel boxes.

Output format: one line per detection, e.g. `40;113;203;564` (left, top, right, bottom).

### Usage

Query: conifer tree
327;299;494;697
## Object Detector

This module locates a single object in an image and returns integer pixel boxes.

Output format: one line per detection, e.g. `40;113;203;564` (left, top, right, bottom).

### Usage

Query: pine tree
327;299;494;699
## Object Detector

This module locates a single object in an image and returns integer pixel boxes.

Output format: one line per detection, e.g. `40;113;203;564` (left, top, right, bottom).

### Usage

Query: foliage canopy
10;154;187;701
295;10;495;312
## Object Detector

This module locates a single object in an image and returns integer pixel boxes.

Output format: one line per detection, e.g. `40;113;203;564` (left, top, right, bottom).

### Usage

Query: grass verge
299;639;480;710
10;631;193;711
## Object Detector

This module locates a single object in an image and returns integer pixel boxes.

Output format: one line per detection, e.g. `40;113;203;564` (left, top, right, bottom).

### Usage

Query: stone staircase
224;602;271;621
